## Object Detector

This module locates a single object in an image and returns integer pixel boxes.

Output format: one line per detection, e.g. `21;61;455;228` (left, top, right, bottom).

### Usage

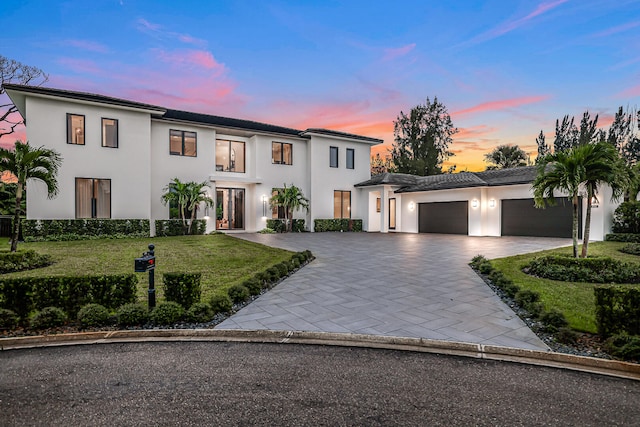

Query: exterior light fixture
489;199;496;208
262;195;268;218
471;199;479;208
203;206;210;219
591;197;599;208
408;201;415;211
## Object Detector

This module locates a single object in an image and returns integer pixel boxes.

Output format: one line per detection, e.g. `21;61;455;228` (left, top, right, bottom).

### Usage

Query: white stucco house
3;83;621;240
3;83;382;234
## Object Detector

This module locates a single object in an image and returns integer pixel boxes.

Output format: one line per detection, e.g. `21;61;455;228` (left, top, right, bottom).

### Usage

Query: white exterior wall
24;96;152;220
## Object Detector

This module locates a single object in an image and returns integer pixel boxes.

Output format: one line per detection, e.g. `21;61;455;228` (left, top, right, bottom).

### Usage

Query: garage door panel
419;201;468;234
501;198;580;238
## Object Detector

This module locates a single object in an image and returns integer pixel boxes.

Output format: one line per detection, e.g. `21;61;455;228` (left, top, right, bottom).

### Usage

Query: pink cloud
155;49;225;73
620;84;640;97
453;95;551;116
65;39;109;53
592;20;640;38
382;43;416;61
136;18;207;47
455;125;498;139
57;58;103;75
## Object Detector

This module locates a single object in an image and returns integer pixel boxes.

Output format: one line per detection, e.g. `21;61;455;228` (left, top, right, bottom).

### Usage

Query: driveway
217;233;571;351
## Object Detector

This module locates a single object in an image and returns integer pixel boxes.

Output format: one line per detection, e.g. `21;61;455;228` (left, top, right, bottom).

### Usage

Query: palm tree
534;142;630;258
484;144;529;170
270;184;309;232
161;178;190;233
0;141;62;252
161;178;213;234
184;181;214;234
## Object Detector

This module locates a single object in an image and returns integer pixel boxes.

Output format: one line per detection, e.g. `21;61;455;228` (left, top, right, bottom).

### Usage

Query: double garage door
418;198;577;238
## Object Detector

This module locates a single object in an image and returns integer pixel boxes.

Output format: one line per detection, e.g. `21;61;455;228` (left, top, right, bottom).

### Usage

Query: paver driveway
217;233;571;350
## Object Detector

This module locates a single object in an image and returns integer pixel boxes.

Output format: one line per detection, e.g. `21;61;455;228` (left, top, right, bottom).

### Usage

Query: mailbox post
134;244;156;309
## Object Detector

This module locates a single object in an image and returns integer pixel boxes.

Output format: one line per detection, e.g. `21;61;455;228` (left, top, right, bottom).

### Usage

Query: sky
1;0;639;171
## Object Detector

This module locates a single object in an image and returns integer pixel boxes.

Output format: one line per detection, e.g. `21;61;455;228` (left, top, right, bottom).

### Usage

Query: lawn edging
1;329;639;381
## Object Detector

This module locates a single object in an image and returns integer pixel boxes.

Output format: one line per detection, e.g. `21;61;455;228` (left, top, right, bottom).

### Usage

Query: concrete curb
2;329;639;381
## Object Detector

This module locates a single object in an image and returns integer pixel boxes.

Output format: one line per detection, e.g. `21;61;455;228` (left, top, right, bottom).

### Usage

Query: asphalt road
1;342;639;426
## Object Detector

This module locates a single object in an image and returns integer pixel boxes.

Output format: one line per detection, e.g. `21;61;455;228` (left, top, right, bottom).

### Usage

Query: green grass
491;241;640;334
1;234;293;303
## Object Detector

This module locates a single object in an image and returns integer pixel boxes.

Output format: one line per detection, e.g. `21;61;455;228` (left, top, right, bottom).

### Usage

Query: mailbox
135;254;155;272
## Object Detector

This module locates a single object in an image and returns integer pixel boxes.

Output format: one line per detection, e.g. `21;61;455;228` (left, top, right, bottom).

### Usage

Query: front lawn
1;234;293;303
490;241;640;334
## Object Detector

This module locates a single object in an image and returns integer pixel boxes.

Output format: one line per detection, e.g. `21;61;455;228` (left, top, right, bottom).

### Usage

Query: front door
216;188;245;230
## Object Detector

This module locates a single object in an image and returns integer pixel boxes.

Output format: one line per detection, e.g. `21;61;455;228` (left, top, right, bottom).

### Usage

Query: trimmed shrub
314;219;363;232
501;282;520;298
185;302;215;323
612;201;640;234
0;250;53;274
620;243;640;256
163;273;202;309
470;255;488;268
478;261;494;275
116;303;148;327
228;284;250;304
30;307;66;329
0;308;19;330
594;285;640;337
243;278;263;296
488;270;504;283
254;271;269;285
514;289;540;308
77;303;111;328
302;250;313;260
266;266;280;282
22;219;150;242
291;258;301;269
524;255;640;283
540;309;568;331
605;233;640;243
150;301;184;325
154;219;206;236
275;262;289;278
266;219;306;233
605;333;640;361
257;228;276;234
555;327;579;344
209;294;233;314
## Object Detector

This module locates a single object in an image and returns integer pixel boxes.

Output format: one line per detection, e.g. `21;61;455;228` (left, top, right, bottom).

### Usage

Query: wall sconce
471;199;479;208
591;197;599;208
408;201;415;211
489;199;496;208
262;195;268;218
203;206;210;219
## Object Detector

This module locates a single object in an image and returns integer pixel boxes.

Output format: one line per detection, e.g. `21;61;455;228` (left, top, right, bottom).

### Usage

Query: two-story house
3;84;382;234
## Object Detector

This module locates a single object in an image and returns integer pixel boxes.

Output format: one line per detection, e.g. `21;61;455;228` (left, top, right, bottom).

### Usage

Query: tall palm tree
161;178;190;232
533;142;630;258
0;141;62;252
484;144;529;170
161;178;213;234
185;181;214;234
270;184;309;232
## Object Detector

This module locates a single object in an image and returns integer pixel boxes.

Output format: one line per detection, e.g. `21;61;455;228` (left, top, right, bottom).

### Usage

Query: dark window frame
101;117;119;148
346;148;355;169
272;142;293;165
67;113;85;145
334;190;351;219
215;139;246;173
75;177;111;219
169;129;197;157
330;146;339;168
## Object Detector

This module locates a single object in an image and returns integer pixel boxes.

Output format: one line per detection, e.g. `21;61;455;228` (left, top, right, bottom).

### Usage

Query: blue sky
1;0;639;170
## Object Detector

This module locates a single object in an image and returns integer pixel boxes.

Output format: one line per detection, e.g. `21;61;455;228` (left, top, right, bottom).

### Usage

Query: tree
535;130;550;161
270;184;309;232
391;97;458;176
533;142;629;258
553;115;578;153
484;144;529;170
161;178;213;234
370;153;392;176
0;141;62;251
607;106;640;165
1;56;48;140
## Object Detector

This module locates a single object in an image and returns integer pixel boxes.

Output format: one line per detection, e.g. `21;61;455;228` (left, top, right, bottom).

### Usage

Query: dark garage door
501;198;580;238
419;201;468;234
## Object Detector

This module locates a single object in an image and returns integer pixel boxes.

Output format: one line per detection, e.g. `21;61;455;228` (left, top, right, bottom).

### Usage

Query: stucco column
380;185;388;233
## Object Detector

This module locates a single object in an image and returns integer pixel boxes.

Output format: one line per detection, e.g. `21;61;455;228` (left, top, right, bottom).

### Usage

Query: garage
419;201;468;234
501;197;580;238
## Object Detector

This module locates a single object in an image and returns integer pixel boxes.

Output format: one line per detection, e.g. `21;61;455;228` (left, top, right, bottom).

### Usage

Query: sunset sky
1;0;639;171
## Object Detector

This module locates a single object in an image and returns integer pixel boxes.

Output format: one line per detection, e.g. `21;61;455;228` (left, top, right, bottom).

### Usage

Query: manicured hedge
265;219;305;233
524;254;640;284
0;274;138;319
594;285;640;337
0;250;52;273
612;201;640;234
154;219;206;236
605;233;640;243
22;219;150;241
314;219;363;232
163;272;202;309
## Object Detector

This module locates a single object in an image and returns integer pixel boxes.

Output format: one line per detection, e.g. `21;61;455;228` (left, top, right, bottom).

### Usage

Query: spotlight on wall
203;206;210;219
489;199;496;208
471;199;479;208
262;195;268;218
591;197;599;208
408;201;415;211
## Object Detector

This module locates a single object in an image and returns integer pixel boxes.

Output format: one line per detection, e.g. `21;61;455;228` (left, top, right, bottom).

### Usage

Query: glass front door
216;188;245;230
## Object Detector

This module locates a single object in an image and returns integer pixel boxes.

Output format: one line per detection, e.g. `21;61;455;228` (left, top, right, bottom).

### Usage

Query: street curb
2;329;639;381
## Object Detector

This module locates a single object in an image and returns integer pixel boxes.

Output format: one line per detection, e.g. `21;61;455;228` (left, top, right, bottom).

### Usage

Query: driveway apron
217;233;571;351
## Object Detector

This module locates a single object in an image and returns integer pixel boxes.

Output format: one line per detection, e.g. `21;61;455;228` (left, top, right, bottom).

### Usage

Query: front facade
4;84;381;234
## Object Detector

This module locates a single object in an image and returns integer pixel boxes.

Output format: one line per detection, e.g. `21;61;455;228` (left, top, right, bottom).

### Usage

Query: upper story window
102;118;118;148
330;146;338;168
272;142;292;165
216;139;245;173
67;114;85;145
170;130;197;157
76;178;111;219
346;148;355;169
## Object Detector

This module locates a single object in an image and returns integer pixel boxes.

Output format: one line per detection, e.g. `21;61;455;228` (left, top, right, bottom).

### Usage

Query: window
215;139;245;172
271;188;285;219
330;146;338;168
272;142;292;165
102;118;118;148
376;198;381;213
389;198;396;230
346;148;354;169
67;114;85;145
170;130;197;157
76;178;111;219
334;190;351;219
